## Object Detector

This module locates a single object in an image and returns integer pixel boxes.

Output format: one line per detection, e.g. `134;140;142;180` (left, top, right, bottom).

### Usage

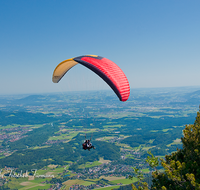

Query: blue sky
0;0;200;95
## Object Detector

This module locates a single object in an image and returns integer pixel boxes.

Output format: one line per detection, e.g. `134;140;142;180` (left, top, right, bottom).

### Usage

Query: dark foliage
8;124;59;150
0;110;54;125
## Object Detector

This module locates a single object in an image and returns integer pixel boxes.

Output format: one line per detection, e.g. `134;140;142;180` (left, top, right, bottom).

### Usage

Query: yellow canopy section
52;58;78;83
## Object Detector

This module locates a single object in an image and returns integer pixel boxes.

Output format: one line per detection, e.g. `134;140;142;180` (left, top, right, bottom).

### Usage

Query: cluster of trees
0;110;54;126
7;124;59;150
0;143;75;171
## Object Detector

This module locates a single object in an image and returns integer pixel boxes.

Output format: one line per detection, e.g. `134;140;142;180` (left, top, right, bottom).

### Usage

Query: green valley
0;87;200;189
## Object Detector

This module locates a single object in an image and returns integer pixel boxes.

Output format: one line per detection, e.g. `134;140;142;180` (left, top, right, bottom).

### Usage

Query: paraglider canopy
52;55;130;102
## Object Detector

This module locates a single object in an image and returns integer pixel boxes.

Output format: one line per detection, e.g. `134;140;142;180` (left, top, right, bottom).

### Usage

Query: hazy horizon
1;85;200;97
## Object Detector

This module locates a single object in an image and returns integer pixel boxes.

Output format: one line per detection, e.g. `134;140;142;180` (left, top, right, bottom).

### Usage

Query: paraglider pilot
82;134;95;151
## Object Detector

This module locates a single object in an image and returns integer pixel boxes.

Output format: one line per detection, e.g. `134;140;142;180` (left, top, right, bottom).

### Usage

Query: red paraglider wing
74;56;130;102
